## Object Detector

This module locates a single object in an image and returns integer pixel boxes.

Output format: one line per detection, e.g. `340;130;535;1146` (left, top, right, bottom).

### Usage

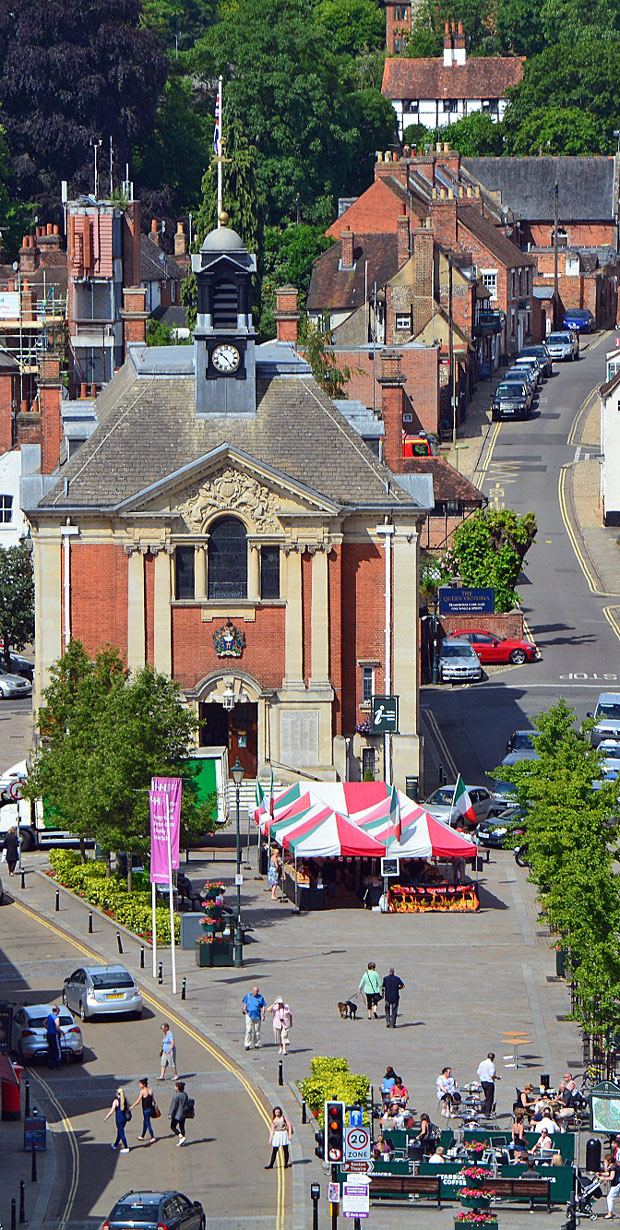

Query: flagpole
216;74;223;225
450;777;458;822
165;792;177;995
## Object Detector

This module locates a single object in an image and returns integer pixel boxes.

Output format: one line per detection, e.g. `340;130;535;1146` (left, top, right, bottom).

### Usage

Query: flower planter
202;920;225;936
455;1221;497;1230
460;1195;491;1210
195;941;213;967
212;940;234;967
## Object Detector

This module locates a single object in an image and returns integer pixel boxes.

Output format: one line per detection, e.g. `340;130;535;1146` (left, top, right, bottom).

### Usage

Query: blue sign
349;1108;363;1127
439;587;494;615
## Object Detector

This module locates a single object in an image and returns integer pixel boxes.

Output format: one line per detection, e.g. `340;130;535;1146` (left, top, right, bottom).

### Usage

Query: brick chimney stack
19;236;38;274
174;221;187;257
39;354;63;474
413;222;435;334
149;218;160;246
37;223;62;252
443;20;454;66
397;209;411;266
340;227;355;270
430;188;458;248
274;285;300;345
378;349;408;472
121;286;148;350
453;20;467;64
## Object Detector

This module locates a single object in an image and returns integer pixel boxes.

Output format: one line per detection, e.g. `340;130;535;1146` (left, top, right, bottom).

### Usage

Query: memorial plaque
280;709;319;767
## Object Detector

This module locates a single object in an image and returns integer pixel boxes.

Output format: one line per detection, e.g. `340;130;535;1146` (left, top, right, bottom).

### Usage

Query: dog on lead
338;999;358;1020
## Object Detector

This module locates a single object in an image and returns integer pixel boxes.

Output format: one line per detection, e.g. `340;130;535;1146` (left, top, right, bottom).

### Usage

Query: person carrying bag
359;962;383;1020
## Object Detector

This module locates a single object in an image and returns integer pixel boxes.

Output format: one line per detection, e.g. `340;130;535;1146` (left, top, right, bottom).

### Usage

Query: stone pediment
178;466;283;534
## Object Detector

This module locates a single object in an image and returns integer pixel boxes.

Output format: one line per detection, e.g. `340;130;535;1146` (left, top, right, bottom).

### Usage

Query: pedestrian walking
169;1080;190;1146
3;827;19;876
45;1005;62;1069
382;967;404;1028
267;996;293;1054
359;962;382;1019
242;984;266;1050
158;1023;178;1079
130;1077;158;1142
105;1088;131;1153
477;1052;500;1117
265;1105;293;1169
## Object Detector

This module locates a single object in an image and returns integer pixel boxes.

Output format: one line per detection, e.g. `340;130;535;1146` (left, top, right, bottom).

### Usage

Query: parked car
0;652;34;681
11;1004;83;1063
102;1191;206;1230
438;639;483;683
402;432;438;458
588;693;620;746
491;381;530;421
504;368;536;398
447;630;539;667
508;360;540;389
546;330;579;361
502;730;539;766
598;740;620;774
424;784;499;827
488;779;518;807
563;307;594;334
519;344;552;377
476;806;527;849
63;964;143;1021
0;672;31;699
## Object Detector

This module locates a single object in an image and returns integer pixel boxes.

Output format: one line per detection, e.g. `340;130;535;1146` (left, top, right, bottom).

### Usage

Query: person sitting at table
380;1103;405;1130
428;1145;446;1163
381;1066;397;1104
417;1113;440;1156
390;1076;409;1107
511;1110;527;1153
534;1107;557;1135
532;1127;555;1154
519;1157;543;1179
517;1084;536;1118
436;1066;460;1117
372;1133;394;1160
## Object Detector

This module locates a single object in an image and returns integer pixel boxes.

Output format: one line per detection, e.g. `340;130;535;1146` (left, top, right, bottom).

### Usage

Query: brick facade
69;543;129;660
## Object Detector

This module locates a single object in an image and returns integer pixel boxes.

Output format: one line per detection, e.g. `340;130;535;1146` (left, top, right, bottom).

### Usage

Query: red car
447;630;538;666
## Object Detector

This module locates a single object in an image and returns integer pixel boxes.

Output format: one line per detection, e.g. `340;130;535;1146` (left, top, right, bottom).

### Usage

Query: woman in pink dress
267;996;293;1054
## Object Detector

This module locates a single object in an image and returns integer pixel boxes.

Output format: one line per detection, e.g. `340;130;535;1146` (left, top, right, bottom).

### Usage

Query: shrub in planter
299;1057;370;1125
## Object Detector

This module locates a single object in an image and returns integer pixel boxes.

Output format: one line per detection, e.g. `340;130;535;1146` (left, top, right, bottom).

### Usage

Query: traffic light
324;1101;345;1163
314;1127;325;1159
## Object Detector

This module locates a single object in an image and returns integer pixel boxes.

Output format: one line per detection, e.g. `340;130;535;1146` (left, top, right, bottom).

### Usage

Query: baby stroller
573;1170;604;1220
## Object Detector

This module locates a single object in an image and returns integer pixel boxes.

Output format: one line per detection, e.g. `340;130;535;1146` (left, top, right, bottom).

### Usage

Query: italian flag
255;780;266;815
389;784;401;841
452;774;476;825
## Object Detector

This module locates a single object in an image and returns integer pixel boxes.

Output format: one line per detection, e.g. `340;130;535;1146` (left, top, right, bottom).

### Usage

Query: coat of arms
213;619;245;658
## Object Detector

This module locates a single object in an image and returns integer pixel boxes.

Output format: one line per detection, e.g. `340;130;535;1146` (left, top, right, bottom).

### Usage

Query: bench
369;1175;442;1206
481;1177;552;1212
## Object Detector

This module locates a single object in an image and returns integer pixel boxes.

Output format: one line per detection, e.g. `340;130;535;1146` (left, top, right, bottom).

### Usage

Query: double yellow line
11;899;286;1230
557;464;603;595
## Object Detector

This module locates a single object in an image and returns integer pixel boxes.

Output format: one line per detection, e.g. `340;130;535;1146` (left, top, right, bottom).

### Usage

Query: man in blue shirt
46;1005;62;1068
242;985;266;1050
382;967;404;1028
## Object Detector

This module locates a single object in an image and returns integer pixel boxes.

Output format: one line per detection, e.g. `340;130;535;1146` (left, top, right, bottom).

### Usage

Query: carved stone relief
177;467;282;534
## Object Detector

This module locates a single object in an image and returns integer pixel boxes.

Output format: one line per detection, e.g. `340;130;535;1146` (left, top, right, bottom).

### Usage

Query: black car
475;805;527;849
519;344;552;378
102;1191;205;1230
491;381;530;421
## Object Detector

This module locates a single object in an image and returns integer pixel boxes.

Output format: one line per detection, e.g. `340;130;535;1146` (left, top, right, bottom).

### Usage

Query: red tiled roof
307;234;401;313
382;56;524;100
457;203;535;268
400;456;486;503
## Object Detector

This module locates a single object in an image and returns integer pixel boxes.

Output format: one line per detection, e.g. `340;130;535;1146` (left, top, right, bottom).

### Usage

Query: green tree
0;540;34;671
260;224;332;338
430;113;505;156
507;106;607;155
442;508;537;612
402;0;499;58
26;642;212;879
300;320;352;398
503;31;620;149
132;74;211;216
494;0;546;56
315;0;385;59
139;0;216;50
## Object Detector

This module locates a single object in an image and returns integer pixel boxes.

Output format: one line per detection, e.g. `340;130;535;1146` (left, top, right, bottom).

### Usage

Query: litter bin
1;1063;23;1121
405;777;419;801
586;1138;601;1172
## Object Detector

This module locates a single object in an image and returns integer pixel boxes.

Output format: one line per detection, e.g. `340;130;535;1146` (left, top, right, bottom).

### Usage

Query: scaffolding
0;278;67;406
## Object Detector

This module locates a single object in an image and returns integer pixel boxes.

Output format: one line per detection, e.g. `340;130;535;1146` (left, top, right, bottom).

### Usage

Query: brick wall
70;543;128;660
171;605;286;689
341;541;385;732
0;371;15;454
527;221;616;249
439;611;525;639
334;345;440;435
327;177;425;241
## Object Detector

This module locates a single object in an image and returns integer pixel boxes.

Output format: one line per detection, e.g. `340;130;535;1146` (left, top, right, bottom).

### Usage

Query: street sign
342;1180;370;1219
439;586;494;615
381;856;400;877
342;1161;374;1174
24;1115;47;1151
371;695;399;734
349;1107;363;1127
345;1125;371;1162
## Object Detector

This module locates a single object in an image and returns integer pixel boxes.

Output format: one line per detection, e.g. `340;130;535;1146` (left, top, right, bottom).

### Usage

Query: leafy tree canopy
300;320;352;398
0;540;34;671
260;223;332;337
507;106;607;155
139;0;216;50
503;31;620;146
443;508;537;612
0;0;167;217
403;0;500;58
315;0;385;59
430;112;505;156
132;73;211;218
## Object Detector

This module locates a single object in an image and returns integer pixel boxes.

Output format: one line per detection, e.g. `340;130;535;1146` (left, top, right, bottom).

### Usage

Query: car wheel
19;829;35;852
62;989;68;1006
79;1001;87;1022
509;649;527;665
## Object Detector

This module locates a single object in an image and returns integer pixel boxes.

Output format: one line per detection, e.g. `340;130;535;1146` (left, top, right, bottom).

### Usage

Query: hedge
298;1056;370;1125
48;849;180;943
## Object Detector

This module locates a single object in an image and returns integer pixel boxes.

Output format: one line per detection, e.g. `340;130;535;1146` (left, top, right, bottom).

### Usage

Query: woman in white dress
265;1106;293;1169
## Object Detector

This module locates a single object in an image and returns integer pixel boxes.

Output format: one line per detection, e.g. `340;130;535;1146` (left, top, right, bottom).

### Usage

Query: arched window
208;516;247;599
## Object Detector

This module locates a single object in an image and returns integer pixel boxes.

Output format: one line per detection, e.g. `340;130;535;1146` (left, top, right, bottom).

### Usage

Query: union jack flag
213;94;220;155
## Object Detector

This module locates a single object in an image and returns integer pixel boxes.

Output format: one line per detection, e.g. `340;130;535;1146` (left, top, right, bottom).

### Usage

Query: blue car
563;308;594;333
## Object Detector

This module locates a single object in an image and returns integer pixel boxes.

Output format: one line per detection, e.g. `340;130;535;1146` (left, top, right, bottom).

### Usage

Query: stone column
283;547;304;686
153;548;172;676
310;547;330;684
195;545;207;599
248;542;260;602
126;548;146;671
34;535;62;702
392;529;419;730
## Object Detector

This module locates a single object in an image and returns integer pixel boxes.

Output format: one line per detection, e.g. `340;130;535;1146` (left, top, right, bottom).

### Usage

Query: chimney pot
150;218;157;232
451;19;456;32
21;399;28;414
80;383;88;399
23;279;29;291
444;142;450;152
53;224;60;236
89;383;97;398
458;19;464;32
444;19;450;32
46;223;52;236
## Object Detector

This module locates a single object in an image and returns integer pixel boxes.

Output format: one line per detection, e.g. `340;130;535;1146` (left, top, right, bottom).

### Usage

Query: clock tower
192;222;258;417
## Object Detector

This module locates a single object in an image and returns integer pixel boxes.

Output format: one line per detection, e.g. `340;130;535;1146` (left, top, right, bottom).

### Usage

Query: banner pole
151;880;157;979
166;792;177;995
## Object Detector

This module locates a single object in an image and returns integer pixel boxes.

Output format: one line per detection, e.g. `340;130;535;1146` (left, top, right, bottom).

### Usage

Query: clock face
211;343;241;373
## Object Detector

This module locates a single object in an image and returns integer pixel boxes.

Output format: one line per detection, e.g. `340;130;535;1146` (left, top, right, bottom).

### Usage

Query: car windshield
512;732;534;750
596;703;620;721
602;746;620;759
492;781;515;796
496;385;520;397
112;1204;158;1223
91;972;134;989
548;333;570;344
441;643;474;658
427;788;454;806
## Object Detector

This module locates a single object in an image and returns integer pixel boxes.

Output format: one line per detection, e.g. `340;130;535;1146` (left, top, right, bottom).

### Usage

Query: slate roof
382;56;524;101
307;234;401;312
35;349;427;513
463;157;618;222
140;235;187;283
458;204;535;268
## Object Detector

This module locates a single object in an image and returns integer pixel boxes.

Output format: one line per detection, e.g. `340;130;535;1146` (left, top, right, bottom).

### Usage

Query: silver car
424;785;499;827
11;1004;83;1063
438;640;483;683
63;964;143;1021
0;672;32;699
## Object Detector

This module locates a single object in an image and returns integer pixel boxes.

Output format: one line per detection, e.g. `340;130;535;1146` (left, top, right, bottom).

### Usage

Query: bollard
88;912;93;934
20;870;26;890
158;962;163;985
30;1145;37;1183
302;1100;307;1124
116;931;123;955
19;1180;25;1225
55;890;60;912
181;978;186;1001
278;1059;283;1086
10;1197;16;1230
24;1081;30;1117
140;946;145;969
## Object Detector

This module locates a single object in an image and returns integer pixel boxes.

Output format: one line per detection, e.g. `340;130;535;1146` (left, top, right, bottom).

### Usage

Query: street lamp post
231;756;244;968
431;590;440;684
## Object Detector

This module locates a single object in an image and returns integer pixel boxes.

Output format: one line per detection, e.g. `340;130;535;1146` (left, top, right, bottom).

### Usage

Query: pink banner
149;776;182;883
